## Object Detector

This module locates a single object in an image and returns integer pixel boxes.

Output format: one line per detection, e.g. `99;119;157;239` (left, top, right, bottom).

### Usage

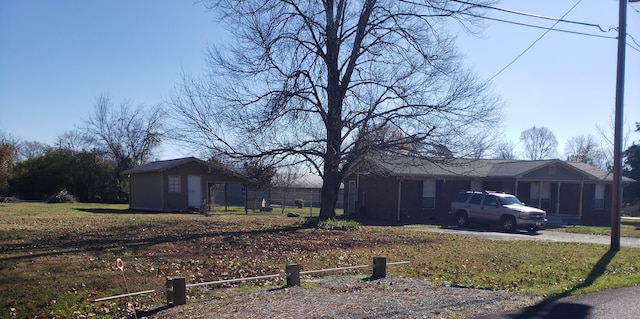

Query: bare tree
564;135;608;169
519;126;558;160
596;112;632;172
169;0;501;219
18;141;50;161
55;130;93;153
242;160;276;213
493;140;517;160
271;170;303;214
85;95;164;172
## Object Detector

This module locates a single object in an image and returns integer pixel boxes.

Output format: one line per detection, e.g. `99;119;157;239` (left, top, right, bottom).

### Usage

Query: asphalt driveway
411;226;640;248
472;284;640;319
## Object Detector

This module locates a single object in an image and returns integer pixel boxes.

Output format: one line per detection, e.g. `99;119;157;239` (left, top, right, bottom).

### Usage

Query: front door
188;175;202;207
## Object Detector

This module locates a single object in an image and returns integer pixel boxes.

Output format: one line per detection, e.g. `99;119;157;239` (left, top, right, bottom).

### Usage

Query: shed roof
121;157;201;174
121;157;248;182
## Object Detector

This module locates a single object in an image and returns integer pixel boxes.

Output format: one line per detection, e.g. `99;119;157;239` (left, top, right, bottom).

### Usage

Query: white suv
450;191;547;233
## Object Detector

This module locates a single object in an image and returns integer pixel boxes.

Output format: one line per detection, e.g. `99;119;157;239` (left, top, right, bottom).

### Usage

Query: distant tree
18;140;50;161
11;148;76;200
0;132;20;196
169;0;501;219
623;123;640;204
493;140;517;160
596;114;632;172
564;135;607;169
519;126;558;160
242;160;276;213
271;170;303;213
10;147;117;202
55;130;92;152
84;95;164;172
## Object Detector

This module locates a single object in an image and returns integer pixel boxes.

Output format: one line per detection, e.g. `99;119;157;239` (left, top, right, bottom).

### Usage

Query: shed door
188;175;202;207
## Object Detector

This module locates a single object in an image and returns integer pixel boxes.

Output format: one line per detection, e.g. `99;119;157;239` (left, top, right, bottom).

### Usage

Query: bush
47;189;77;203
623;203;640;217
294;198;305;208
318;218;360;231
0;196;20;202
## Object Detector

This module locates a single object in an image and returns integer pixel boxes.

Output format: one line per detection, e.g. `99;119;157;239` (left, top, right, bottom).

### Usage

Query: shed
121;157;247;212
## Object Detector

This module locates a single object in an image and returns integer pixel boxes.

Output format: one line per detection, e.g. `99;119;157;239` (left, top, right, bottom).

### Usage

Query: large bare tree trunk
169;0;501;220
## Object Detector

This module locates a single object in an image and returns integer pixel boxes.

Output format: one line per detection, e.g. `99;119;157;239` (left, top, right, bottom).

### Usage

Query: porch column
514;179;519;197
397;178;404;222
556;182;561;215
538;181;542;209
579;181;584;217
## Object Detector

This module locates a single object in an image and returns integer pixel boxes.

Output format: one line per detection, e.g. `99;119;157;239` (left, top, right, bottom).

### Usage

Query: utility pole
611;0;638;250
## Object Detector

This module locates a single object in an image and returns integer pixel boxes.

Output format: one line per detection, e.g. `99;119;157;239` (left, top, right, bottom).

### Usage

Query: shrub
623;203;640;217
318;218;360;231
47;189;77;203
0;196;20;202
294;198;305;208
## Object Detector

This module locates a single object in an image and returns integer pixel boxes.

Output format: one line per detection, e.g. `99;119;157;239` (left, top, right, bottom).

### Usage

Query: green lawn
549;217;640;238
2;202;640;318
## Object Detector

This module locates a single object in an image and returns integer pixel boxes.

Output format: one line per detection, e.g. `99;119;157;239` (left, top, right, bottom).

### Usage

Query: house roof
121;157;201;174
364;155;633;182
367;157;506;178
121;157;248;182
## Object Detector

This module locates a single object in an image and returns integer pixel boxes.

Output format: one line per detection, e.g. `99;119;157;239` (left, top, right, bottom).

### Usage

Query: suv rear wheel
456;212;469;228
501;216;516;233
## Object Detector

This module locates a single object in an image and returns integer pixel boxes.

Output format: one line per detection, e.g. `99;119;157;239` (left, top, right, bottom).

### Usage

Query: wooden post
286;264;300;287
372;257;386;279
166;276;186;306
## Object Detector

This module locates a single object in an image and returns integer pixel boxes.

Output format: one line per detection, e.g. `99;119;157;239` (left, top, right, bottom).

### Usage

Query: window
422;180;436;209
469;194;483;205
530;182;551;209
168;176;181;193
453;192;472;203
482;195;498;207
594;184;605;210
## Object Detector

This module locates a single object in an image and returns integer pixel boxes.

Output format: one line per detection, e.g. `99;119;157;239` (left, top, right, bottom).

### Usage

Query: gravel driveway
153;277;542;319
410;226;640;248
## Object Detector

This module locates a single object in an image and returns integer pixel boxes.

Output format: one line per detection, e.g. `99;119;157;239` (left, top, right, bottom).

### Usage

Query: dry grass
2;202;640;318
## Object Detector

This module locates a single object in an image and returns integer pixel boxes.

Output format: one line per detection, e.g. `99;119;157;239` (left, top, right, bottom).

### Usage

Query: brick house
344;156;634;226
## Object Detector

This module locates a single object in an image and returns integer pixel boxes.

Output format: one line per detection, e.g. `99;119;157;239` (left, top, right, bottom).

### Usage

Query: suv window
468;194;483;205
482;195;498;207
453;192;472;203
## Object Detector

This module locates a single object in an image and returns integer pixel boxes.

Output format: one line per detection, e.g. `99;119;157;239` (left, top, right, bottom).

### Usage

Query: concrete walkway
411;227;640;248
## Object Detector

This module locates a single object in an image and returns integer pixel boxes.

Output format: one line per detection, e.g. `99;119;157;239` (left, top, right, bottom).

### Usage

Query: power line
435;3;617;40
452;0;615;32
475;14;616;40
486;0;584;82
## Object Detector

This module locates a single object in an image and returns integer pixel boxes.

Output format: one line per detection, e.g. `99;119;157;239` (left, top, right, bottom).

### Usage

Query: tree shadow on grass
0;214;441;263
75;207;167;214
495;249;617;319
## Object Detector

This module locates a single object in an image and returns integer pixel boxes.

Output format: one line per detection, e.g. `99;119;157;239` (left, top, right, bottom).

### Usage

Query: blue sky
1;0;639;160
